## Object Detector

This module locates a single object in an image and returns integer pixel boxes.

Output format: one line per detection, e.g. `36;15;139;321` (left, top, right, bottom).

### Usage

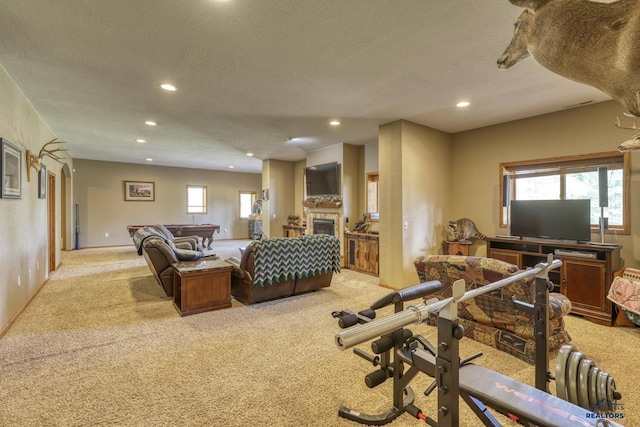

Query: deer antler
38;138;68;164
615;114;640;131
26;138;68;182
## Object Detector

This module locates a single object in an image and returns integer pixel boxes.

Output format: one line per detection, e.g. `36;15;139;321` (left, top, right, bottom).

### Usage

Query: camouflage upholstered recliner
414;255;572;364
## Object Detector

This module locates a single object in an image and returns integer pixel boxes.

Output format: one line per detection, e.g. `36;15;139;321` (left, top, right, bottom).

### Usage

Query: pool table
127;224;221;249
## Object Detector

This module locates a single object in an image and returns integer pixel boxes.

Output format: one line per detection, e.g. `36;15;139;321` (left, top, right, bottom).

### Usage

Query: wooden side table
443;240;472;256
173;258;233;316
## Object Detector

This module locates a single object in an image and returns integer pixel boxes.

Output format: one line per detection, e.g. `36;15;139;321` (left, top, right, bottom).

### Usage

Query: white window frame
187;185;207;214
239;191;256;219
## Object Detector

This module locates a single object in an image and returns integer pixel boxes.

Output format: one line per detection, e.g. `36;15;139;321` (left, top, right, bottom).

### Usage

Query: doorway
48;171;56;272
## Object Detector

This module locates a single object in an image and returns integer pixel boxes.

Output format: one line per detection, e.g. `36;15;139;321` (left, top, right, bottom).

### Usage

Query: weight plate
556;344;575;401
578;359;593;409
607;376;616;412
588;366;600;411
597;371;609;412
566;350;584;405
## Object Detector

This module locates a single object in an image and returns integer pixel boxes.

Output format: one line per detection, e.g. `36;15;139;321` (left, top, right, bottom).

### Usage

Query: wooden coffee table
173;258;233;316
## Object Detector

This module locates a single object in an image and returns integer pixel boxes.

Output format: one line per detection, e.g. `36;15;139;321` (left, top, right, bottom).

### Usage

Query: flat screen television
510;199;592;242
306;162;339;196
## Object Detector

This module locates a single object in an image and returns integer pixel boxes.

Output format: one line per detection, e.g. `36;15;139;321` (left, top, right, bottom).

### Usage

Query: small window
367;172;379;221
187;185;207;214
239;191;256;219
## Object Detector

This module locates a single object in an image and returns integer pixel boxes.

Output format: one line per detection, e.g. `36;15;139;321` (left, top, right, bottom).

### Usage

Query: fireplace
313;218;335;236
305;204;344;266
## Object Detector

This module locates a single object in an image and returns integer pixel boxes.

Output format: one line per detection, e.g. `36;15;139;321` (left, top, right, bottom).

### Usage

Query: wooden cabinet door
356;237;368;271
367;237;379;275
563;259;607;312
488;249;522;268
345;236;358;269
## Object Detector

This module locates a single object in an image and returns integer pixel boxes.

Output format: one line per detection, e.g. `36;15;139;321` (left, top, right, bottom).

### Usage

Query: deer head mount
498;0;640;150
26;138;68;182
615;114;640;151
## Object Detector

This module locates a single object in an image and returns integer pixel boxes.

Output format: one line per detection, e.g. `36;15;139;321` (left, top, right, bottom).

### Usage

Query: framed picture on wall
1;138;22;199
124;181;155;201
38;164;47;199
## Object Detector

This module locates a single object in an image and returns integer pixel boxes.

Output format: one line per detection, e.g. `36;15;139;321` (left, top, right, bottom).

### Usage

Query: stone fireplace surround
304;201;344;262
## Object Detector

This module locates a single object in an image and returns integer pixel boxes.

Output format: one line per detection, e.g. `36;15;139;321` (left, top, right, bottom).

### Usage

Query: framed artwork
38;164;47;199
1;138;22;199
124;181;155;201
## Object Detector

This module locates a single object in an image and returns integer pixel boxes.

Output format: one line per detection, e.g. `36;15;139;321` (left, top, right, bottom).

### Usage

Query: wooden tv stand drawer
486;237;621;325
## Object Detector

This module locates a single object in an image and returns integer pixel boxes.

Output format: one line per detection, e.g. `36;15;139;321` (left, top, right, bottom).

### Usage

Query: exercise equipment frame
333;257;624;427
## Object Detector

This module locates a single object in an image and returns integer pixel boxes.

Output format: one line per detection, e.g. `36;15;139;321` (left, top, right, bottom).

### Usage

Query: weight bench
334;257;624;427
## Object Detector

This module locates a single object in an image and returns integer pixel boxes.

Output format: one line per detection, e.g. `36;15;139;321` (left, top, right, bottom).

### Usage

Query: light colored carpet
0;242;637;426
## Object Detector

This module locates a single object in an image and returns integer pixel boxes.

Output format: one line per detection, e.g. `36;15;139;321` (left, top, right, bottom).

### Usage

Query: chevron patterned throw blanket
252;234;341;287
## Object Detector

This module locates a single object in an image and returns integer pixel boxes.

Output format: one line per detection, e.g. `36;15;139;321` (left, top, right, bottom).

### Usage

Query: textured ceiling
0;1;613;173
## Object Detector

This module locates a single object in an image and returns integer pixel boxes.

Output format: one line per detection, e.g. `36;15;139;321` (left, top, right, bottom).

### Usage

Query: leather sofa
227;234;341;304
414;255;572;364
133;227;204;297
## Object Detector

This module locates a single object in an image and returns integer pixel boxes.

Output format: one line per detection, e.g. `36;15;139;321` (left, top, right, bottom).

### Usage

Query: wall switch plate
104;232;109;238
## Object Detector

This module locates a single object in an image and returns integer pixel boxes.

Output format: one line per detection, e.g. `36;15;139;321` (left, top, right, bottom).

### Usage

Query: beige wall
0;65;65;332
262;159;295;237
293;160;306;219
73;159;261;247
342;144;360;226
451;100;640;268
379;120;452;288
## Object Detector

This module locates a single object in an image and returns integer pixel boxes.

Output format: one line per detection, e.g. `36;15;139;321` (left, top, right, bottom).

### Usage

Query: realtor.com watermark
585;399;625;425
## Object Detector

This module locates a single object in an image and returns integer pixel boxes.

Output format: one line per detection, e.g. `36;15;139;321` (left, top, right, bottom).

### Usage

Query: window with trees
500;152;629;234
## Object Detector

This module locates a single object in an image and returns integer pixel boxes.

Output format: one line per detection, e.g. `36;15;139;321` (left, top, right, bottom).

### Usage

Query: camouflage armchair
414;255;572;364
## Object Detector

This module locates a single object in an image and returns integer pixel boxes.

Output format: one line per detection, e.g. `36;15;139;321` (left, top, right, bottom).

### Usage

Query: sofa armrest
549;292;572;320
173;236;201;250
174;241;193;250
230;266;252;283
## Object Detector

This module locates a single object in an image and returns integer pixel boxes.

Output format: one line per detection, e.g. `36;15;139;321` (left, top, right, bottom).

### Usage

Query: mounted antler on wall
26;138;68;182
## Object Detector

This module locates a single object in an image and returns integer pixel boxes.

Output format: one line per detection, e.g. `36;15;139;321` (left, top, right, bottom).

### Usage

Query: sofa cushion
415;255;570;323
414;254;572;364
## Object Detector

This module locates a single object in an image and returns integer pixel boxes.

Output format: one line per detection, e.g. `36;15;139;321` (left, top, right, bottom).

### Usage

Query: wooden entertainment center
486;237;622;326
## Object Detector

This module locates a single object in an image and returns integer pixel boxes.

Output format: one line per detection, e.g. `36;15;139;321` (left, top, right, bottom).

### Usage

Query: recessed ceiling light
144;121;157;126
246;152;254;157
160;83;177;91
146;158;153;162
456;101;470;108
229;165;235;169
329;120;341;126
135;139;146;143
